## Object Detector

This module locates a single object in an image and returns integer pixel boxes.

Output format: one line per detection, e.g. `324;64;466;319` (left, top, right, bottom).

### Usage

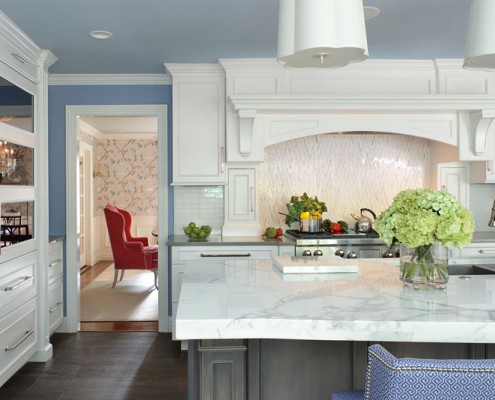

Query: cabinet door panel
169;67;226;185
438;164;468;208
177;83;222;178
228;169;255;222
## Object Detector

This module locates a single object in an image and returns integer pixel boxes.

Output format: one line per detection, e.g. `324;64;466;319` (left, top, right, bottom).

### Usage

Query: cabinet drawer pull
5;329;34;351
5;276;33;291
479;249;495;254
200;253;251;258
49;302;63;313
49;259;62;267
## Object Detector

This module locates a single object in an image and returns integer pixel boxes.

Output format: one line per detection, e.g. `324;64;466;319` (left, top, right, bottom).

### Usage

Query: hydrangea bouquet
375;188;475;288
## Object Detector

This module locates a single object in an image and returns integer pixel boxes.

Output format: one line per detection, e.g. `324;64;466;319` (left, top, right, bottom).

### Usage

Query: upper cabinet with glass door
0;76;35;187
0;76;34;133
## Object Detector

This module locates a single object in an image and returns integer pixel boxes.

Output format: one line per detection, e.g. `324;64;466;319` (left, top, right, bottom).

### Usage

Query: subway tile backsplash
173;186;224;234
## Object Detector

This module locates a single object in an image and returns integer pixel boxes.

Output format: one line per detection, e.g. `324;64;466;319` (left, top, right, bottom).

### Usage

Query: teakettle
351;208;377;233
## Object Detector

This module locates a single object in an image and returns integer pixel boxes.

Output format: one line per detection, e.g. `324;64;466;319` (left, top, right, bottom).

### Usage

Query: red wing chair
104;204;158;289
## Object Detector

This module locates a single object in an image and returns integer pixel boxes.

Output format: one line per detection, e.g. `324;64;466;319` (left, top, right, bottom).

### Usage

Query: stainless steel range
285;229;398;259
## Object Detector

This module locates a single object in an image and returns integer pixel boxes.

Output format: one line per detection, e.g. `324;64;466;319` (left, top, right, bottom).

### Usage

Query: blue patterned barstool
332;344;495;400
331;390;364;400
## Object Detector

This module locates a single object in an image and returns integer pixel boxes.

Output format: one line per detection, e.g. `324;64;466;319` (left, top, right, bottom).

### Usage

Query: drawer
0;298;37;385
48;241;63;283
48;255;63;283
48;278;63;334
0;257;36;313
455;243;495;260
172;246;278;262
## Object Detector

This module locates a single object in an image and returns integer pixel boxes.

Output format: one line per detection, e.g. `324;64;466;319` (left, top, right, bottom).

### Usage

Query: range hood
228;94;495;162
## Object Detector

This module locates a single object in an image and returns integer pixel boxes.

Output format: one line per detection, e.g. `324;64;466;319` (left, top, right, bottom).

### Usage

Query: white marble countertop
176;258;495;343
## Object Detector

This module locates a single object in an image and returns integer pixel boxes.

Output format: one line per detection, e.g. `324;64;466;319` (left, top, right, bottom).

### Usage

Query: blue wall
48;84;173;235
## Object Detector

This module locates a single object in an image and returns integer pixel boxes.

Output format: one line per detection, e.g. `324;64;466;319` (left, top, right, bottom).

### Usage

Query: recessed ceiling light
364;6;380;20
89;30;113;40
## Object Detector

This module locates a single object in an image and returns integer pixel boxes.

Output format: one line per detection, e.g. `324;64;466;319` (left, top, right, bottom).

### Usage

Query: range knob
335;249;345;258
313;249;323;256
302;250;312;256
347;251;358;259
383;251;394;258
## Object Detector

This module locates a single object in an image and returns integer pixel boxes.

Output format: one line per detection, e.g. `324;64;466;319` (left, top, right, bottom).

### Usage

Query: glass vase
399;243;449;290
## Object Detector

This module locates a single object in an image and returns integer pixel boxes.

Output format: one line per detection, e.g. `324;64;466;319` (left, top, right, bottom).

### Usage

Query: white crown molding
48;74;171;85
219;58;449;71
0;11;44;63
229;94;495;111
164;63;225;78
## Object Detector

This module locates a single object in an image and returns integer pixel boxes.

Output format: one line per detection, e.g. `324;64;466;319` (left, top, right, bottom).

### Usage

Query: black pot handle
360;208;377;220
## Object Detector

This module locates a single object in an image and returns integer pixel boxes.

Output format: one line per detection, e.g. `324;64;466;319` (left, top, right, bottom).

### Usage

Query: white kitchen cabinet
0;251;37;387
450;242;495;264
166;64;226;185
470;160;495;183
47;240;64;334
223;167;262;236
227;168;256;222
437;162;469;208
0;13;56;386
279;245;295;257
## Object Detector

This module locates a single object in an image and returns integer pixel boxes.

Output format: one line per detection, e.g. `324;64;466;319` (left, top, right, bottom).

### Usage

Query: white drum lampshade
277;0;369;68
464;0;495;70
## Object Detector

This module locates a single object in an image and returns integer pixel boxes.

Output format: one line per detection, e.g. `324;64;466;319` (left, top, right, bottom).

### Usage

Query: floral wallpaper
94;138;158;216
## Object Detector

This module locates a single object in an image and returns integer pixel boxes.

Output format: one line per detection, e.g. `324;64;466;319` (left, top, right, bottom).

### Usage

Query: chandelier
277;0;369;68
0;141;16;180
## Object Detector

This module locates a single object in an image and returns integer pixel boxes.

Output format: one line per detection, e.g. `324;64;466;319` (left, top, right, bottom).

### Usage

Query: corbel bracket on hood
229;95;495;159
470;110;495;156
238;109;257;157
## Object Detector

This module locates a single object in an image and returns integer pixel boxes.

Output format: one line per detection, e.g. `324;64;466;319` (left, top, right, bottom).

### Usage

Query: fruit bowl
183;222;212;240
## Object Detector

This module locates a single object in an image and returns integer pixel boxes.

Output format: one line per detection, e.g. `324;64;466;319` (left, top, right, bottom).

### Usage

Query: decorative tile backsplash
94;138;158;216
173;133;495;235
258;133;431;230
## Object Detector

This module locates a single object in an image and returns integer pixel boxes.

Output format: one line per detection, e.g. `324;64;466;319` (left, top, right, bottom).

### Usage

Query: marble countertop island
176;258;495;344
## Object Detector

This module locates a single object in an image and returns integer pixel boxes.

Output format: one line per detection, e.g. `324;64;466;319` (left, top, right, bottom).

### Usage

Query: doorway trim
78;140;94;268
65;104;169;332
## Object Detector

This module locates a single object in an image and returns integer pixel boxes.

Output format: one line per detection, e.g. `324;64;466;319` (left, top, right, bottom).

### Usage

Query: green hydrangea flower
374;188;475;249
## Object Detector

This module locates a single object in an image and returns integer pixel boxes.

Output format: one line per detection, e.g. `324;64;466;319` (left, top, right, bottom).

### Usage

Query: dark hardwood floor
0;332;188;399
0;263;187;399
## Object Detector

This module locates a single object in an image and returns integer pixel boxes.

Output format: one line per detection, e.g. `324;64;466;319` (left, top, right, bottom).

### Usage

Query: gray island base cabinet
176;259;495;400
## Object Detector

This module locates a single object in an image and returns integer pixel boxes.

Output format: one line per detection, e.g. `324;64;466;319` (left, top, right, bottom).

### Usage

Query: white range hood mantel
228;95;495;161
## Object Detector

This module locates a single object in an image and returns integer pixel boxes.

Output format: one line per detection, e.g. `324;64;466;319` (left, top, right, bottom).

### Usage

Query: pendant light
277;0;369;69
464;0;495;70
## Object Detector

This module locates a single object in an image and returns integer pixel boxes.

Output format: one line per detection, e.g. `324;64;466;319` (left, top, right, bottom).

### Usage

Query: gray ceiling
0;0;471;74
